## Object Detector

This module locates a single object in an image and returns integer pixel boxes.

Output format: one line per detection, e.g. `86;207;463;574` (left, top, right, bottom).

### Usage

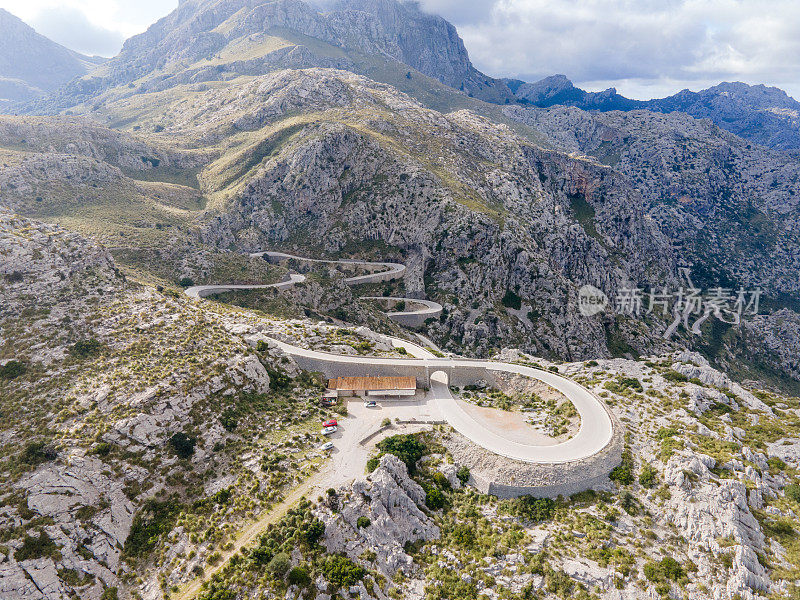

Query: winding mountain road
185;251;614;464
268;339;614;464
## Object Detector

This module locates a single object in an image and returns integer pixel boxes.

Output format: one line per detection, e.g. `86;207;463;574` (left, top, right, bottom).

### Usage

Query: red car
322;419;338;428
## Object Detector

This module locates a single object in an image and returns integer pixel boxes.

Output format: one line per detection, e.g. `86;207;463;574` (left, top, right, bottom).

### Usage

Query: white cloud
0;0;177;56
30;6;124;56
1;0;798;98
420;0;800;99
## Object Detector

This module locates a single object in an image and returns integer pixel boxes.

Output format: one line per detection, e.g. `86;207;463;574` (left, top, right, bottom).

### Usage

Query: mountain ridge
0;8;104;110
506;74;800;150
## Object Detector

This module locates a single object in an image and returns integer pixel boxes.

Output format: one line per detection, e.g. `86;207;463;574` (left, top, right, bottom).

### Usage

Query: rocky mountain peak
0;9;103;109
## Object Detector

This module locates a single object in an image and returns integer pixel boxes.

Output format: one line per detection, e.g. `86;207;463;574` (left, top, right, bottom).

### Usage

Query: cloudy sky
1;0;798;99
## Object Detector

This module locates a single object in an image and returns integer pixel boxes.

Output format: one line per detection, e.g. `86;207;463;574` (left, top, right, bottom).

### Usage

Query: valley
1;1;800;599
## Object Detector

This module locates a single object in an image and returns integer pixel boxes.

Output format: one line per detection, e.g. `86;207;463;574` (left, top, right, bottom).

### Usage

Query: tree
426;487;445;510
456;466;470;485
377;434;427;474
0;360;26;379
357;516;371;528
267;552;291;577
321;554;365;587
168;433;196;459
287;564;311;586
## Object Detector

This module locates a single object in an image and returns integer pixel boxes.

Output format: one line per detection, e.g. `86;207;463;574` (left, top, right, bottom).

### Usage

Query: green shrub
502;496;555;522
502;290;522;310
450;524;476;548
456;466;470;485
639;464;658;488
267;368;292;391
123;499;182;557
19;441;57;465
15;530;59;561
100;588;119;600
300;518;325;546
219;409;238;432
321;554;365;587
0;360;26;379
609;449;635;485
70;339;102;358
287;564;311;586
357;516;371;528
168;432;196;459
92;442;112;457
178;277;195;287
663;370;689;383
267;552;291;577
425;486;445;510
256;340;269;352
433;471;451;490
377;434;427;474
197;582;236;600
785;484;800;504
366;457;380;473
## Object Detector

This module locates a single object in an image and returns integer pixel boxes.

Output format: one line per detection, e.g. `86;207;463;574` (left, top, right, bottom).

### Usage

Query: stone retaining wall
445;407;625;499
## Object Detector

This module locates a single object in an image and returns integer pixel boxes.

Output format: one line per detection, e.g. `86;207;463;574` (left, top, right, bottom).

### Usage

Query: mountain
506;74;800;150
4;1;800;599
505;74;643;112
41;0;514;112
6;0;799;385
0;9;104;110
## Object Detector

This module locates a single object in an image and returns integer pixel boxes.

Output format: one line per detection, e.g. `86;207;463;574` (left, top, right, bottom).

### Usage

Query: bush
19;440;57;465
300;518;325;546
267;368;292;391
357;516;371;528
70;339;102;358
502;290;522;310
15;530;59;561
433;471;451;490
785;484;800;504
456;466;470;485
639;464;658;488
100;588;119;600
256;340;269;352
504;496;555;523
168;432;196;459
609;449;635;485
450;524;475;548
0;360;26;379
287;564;311;587
643;557;685;582
321;554;365;587
219;409;238;432
197;582;236;600
377;434;427;474
366;457;380;473
425;486;445;510
663;370;689;383
267;552;291;577
123;499;182;557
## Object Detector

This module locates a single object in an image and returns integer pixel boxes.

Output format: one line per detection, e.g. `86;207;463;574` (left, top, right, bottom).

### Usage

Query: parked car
320;442;334;451
321;397;337;406
322;419;338;428
364;400;378;408
321;425;337;435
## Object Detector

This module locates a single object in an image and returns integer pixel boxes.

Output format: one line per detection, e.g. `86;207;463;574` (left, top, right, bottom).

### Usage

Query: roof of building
328;376;416;391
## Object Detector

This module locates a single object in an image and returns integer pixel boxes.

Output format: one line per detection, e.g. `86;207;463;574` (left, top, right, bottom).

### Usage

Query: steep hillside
0;9;103;110
41;0;513;113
